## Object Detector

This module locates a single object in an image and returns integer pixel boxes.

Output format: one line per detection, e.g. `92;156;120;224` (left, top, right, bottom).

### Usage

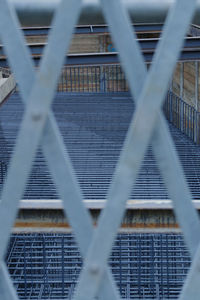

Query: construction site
1;1;200;299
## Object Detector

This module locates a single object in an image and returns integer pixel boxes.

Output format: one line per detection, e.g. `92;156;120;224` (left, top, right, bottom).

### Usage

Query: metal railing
57;64;128;93
57;65;200;145
164;91;200;144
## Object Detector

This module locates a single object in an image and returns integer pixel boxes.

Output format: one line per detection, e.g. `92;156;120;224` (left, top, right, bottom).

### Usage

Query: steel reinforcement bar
0;92;198;233
6;233;191;299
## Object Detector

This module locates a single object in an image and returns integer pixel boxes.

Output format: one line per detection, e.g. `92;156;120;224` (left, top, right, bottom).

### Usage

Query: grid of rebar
56;64;200;145
0;93;200;200
6;234;190;299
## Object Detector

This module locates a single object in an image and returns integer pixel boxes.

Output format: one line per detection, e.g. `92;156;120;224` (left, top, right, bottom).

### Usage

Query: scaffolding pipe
10;0;200;27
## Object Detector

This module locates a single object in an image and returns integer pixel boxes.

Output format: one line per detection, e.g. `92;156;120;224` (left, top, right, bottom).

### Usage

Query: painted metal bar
0;3;121;300
0;0;200;299
0;50;200;68
2;36;200;65
42;116;121;300
9;0;200;27
74;0;199;299
2;49;200;69
0;262;19;300
21;23;164;36
179;242;200;300
0;0;82;261
3;36;200;56
97;0;200;262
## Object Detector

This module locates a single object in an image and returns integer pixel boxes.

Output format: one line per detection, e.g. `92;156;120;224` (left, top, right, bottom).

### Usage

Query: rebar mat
0;92;200;200
6;233;190;299
0;93;200;200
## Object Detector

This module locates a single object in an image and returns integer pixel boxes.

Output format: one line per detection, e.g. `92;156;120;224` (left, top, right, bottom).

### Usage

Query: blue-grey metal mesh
6;233;191;300
0;92;200;200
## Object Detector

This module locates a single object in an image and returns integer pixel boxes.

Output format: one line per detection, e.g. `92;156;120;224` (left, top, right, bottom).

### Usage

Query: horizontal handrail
9;0;200;27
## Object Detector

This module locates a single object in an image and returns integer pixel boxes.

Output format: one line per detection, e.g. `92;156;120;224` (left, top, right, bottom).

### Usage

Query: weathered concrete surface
0;74;16;104
172;61;200;110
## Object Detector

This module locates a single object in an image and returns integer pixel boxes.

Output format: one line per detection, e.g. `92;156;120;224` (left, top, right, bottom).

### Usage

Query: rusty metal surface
14;207;180;232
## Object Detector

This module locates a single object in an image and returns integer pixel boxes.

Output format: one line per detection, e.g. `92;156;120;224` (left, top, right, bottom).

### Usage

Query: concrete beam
11;199;200;233
0;74;16;104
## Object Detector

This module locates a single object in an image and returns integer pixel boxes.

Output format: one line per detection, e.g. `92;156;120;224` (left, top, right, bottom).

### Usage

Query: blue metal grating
6;233;191;299
0;92;200;200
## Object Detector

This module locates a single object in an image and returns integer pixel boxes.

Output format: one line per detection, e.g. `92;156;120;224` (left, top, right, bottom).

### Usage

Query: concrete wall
27;34;107;53
172;61;200;111
69;34;106;53
0;74;16;104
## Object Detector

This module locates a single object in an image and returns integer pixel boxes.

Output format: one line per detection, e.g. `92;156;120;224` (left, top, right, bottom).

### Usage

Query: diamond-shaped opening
0;92;23;189
5;232;191;299
23;149;59;200
52;86;133;201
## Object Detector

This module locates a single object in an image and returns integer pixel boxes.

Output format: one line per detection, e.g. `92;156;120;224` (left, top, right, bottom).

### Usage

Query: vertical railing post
180;62;184;131
196;112;200;144
99;65;104;92
195;61;199;112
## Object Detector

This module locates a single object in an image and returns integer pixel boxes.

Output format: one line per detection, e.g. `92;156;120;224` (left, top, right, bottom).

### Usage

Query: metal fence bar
0;0;82;261
57;64;200;145
6;233;191;300
0;0;200;300
0;3;121;299
9;0;200;27
0;262;18;300
73;0;199;299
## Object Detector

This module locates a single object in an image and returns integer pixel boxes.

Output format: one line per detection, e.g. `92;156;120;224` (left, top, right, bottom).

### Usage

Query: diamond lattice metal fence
0;0;200;299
